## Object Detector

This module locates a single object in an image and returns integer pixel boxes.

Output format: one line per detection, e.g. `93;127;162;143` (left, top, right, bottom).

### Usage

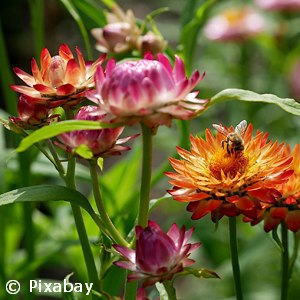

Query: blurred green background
0;0;300;299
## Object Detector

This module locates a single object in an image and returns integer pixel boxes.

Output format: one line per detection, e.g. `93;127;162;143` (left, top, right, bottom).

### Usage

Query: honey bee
212;120;247;155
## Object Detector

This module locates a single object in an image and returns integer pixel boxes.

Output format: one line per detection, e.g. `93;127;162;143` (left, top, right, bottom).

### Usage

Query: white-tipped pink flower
255;0;300;11
86;53;206;129
113;220;201;287
204;7;265;42
57;106;138;158
10;44;106;108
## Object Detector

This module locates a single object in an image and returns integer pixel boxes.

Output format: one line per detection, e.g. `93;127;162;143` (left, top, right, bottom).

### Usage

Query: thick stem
229;217;244;300
281;223;289;300
89;160;128;246
137;123;153;227
162;281;178;300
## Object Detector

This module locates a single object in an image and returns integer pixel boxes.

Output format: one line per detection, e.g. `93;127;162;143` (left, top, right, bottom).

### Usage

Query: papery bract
166;123;293;221
57;105;138;158
245;144;300;232
9;95;58;129
86;53;206;130
113;220;200;287
10;44;106;108
91;4;141;53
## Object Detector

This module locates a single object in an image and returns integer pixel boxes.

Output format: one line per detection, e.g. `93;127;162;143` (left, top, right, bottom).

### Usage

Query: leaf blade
209;88;300;115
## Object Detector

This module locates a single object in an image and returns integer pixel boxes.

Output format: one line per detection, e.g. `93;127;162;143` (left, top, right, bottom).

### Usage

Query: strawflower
113;220;200;287
9;95;58;129
10;44;106;108
255;0;300;11
86;53;206;130
91;4;141;53
204;7;265;42
246;144;300;232
56;105;138;158
166;121;293;221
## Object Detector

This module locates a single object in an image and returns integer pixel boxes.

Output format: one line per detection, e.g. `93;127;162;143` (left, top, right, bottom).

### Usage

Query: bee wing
212;124;229;137
235;120;247;136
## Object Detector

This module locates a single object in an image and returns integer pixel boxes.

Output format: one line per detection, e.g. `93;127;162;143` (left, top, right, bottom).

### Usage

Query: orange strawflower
166;121;293;222
246;144;300;232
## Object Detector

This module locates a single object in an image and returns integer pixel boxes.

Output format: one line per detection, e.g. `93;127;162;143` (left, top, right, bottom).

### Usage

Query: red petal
65;59;82;86
285;211;300;232
270;207;288;219
33;84;55;94
248;188;281;203
13;67;35;86
56;83;76;96
59;44;74;60
40;48;51;80
187;200;222;220
264;214;281;232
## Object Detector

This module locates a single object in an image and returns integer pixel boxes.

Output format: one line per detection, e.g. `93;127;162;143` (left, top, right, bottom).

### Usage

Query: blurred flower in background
10;44;106;108
91;4;141;53
204;7;265;42
86;53;206;130
56;105;138;158
91;4;167;55
255;0;300;11
246;144;300;232
166;122;293;221
113;220;200;286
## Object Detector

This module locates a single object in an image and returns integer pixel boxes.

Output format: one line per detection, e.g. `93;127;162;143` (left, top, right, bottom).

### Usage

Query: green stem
162;281;178;300
62;107;99;299
89;160;128;246
229;217;243;300
46;139;65;176
289;233;299;279
137;123;153;227
281;223;289;300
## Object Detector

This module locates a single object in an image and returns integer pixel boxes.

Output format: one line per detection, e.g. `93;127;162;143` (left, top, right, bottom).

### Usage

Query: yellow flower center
209;148;249;180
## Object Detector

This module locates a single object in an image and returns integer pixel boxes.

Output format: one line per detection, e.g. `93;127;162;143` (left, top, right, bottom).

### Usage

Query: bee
212;120;247;155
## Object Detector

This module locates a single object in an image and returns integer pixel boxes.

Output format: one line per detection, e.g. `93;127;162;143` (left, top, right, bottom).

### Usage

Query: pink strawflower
113;220;201;287
10;44;106;108
9;95;58;129
255;0;300;11
204;7;265;42
56;106;138;158
86;53;206;129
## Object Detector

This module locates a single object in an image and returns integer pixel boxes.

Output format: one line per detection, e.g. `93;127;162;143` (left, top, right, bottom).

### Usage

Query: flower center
209;148;249;180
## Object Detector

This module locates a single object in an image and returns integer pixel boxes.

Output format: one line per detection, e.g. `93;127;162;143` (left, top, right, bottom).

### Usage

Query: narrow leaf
184;267;220;279
17;120;124;152
209;88;300;115
0;185;93;215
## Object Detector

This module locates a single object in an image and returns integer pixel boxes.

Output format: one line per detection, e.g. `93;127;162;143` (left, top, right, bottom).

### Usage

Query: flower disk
166;124;293;221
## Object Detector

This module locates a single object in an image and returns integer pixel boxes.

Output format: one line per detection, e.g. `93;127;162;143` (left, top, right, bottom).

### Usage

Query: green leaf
97;157;104;171
209;88;300;115
61;273;77;300
59;0;92;59
74;144;93;159
17;120;123;152
179;0;215;73
184;267;220;279
155;282;169;300
72;0;106;27
0;185;94;216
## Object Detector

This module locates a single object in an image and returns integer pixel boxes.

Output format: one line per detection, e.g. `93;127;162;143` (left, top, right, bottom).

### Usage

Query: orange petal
65;59;82;86
59;44;74;60
40;48;51;80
